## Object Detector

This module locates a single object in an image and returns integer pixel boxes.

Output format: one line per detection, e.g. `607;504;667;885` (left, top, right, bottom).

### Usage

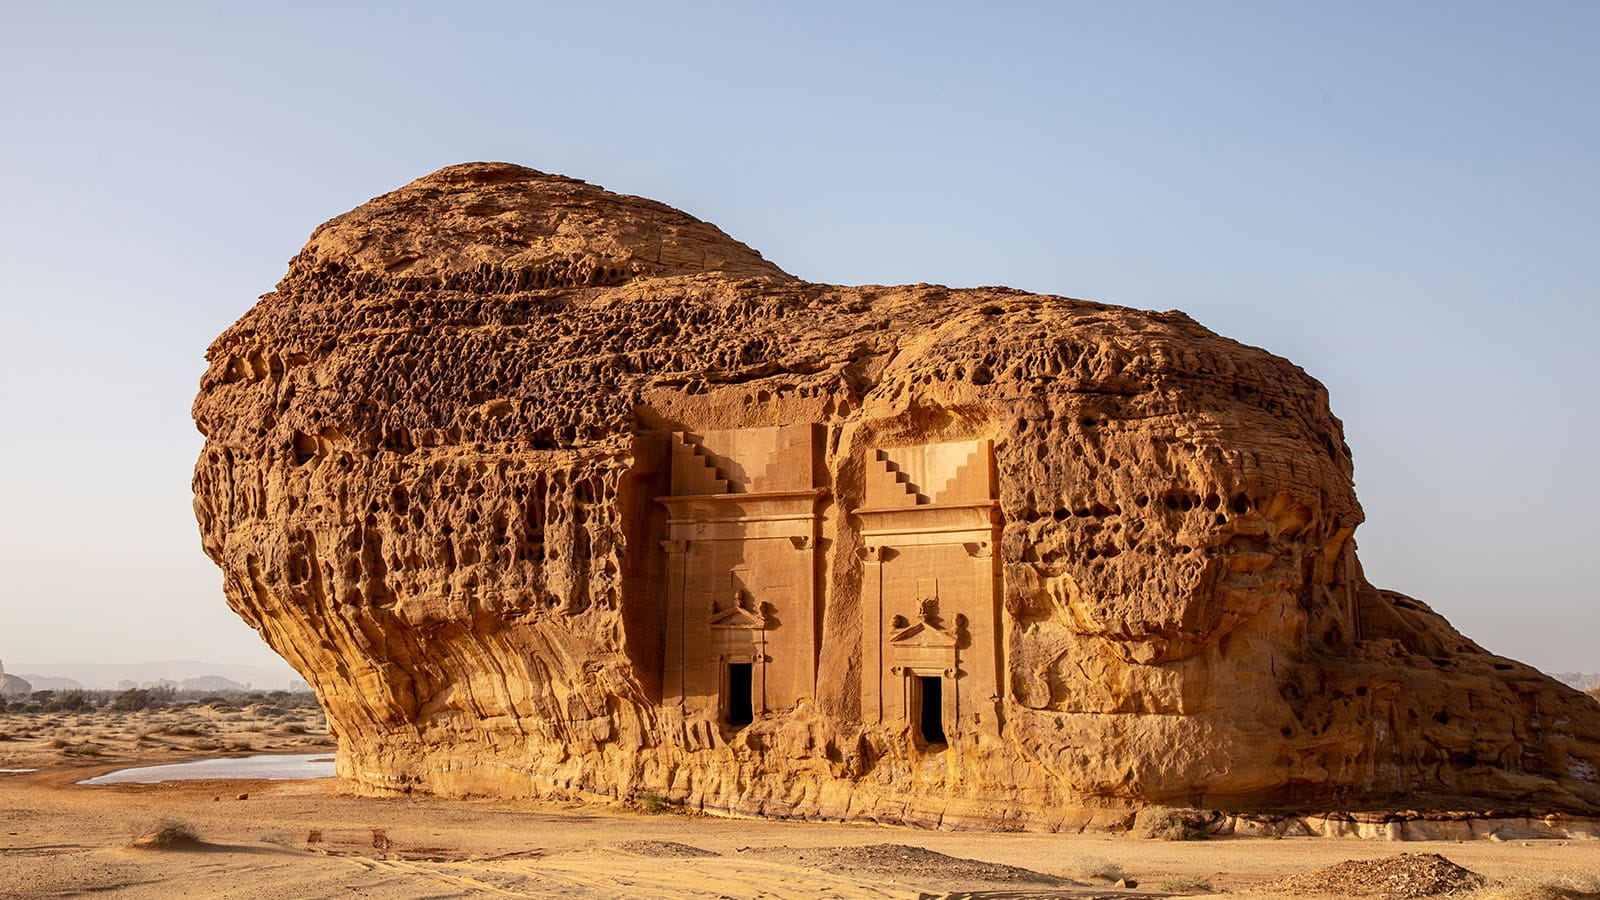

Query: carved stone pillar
661;538;689;706
964;538;1003;734
859;544;886;723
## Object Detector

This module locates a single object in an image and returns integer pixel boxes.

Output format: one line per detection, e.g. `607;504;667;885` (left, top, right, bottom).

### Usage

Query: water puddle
79;753;335;785
0;768;38;774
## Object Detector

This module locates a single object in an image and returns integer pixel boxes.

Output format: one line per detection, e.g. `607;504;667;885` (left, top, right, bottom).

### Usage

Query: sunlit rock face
192;162;1600;830
0;661;31;699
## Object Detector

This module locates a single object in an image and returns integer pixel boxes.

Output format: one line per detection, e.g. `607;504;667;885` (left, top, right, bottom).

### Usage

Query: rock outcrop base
192;162;1600;831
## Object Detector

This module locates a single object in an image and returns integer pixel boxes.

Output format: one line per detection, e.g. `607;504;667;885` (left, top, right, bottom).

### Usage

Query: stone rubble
1267;852;1486;898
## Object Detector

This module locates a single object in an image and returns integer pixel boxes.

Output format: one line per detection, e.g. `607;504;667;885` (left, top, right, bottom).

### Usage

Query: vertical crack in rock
192;161;1600;828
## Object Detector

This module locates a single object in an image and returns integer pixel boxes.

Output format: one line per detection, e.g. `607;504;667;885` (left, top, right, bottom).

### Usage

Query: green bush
49;690;88;712
112;689;152;711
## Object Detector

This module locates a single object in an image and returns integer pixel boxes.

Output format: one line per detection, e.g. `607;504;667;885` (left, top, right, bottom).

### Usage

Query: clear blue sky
1;2;1595;673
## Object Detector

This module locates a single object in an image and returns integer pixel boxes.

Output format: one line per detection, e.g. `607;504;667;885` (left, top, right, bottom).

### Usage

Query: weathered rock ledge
193;162;1600;833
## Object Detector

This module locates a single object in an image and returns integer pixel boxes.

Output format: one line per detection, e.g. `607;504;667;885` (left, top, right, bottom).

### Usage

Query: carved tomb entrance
855;439;1002;746
657;425;827;726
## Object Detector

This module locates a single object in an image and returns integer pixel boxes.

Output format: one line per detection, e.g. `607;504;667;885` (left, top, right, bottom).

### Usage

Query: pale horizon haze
1;3;1596;675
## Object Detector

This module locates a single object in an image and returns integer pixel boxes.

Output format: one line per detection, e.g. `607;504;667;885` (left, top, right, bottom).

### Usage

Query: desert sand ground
2;705;1598;899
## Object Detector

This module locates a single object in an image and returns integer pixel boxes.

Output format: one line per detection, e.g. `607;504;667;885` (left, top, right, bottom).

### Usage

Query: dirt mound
741;843;1063;886
1268;853;1486;898
610;840;718;858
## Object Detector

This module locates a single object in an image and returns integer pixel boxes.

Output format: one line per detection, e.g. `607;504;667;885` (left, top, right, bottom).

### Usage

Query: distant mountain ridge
5;660;305;692
1552;672;1600;692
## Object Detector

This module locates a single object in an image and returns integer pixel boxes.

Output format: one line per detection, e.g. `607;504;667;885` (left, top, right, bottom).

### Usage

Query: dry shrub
1160;876;1214;893
1466;872;1600;900
1064;855;1125;882
1133;807;1216;841
156;724;207;737
127;818;201;850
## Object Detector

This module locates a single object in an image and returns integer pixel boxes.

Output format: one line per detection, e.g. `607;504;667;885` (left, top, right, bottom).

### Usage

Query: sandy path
3;758;1600;898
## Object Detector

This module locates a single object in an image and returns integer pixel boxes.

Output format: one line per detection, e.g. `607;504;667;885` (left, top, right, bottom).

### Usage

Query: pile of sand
740;843;1063;886
1268;852;1486;898
609;840;718;858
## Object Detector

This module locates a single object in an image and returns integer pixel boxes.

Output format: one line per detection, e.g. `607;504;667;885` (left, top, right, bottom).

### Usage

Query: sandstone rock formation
0;661;31;699
192;163;1600;831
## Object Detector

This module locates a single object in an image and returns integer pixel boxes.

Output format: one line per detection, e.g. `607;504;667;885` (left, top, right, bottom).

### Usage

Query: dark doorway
726;663;754;726
918;676;946;745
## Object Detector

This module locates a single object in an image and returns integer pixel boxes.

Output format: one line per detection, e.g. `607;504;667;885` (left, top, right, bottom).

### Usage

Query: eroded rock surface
192;162;1600;829
0;662;30;700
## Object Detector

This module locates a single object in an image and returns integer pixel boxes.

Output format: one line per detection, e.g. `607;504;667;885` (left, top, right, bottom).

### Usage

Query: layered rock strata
192;163;1600;830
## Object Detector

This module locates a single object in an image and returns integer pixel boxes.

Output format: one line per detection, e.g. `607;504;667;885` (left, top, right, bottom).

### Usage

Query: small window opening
726;663;753;726
918;676;946;745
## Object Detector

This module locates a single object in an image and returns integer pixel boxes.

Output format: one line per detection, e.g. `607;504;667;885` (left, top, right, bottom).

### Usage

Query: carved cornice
858;545;896;563
851;499;1002;541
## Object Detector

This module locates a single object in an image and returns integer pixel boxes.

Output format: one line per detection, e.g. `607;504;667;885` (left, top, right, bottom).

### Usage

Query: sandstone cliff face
0;663;30;699
193;163;1600;830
